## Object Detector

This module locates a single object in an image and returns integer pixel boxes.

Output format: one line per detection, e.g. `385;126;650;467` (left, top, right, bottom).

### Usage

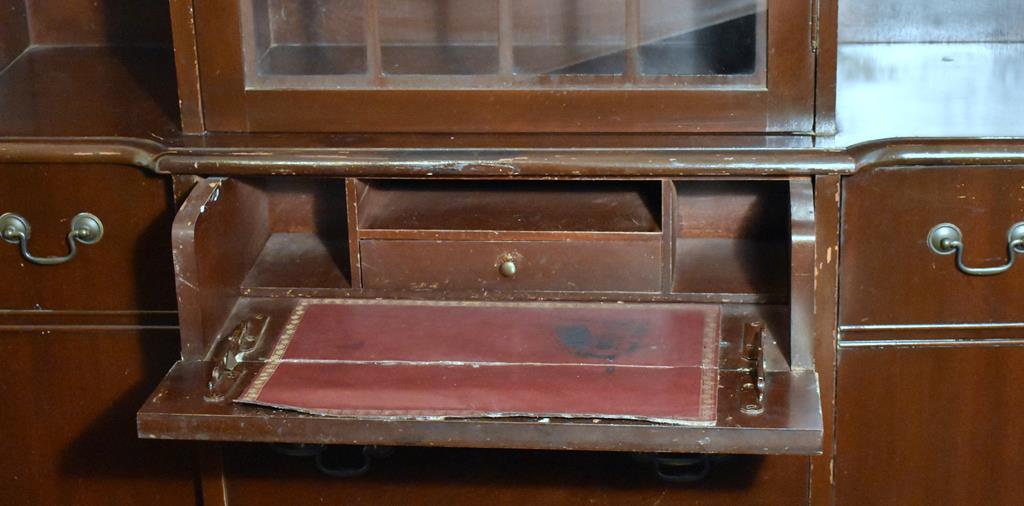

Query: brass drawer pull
0;212;104;266
927;222;1024;277
498;255;518;278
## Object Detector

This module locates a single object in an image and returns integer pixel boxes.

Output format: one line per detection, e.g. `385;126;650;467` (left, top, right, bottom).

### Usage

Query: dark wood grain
840;165;1024;329
361;239;662;293
0;327;196;505
242;234;349;291
175;179;269;360
835;344;1024;506
0;164;177;311
814;0;839;134
809;175;841;506
24;0;172;46
357;179;662;234
673;179;792;297
140;360;822;455
155;148;856;177
169;0;205;133
218;444;810;506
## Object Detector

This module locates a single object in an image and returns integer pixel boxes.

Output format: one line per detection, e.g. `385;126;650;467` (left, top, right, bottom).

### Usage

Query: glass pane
512;0;626;75
639;0;760;76
249;0;367;76
243;0;766;86
380;0;498;75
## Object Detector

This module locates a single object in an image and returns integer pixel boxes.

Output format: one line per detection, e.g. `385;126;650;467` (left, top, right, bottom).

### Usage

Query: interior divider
365;0;383;82
498;0;514;75
625;0;642;79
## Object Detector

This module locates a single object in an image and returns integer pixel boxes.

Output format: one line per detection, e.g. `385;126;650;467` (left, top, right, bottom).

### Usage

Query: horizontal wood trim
840;338;1024;349
840;324;1024;342
241;88;774;134
2;139;1024;177
140;361;823;455
849;139;1024;171
236;288;785;305
153;149;855;176
356;229;662;242
0;139;163;166
0;310;179;329
842;322;1024;332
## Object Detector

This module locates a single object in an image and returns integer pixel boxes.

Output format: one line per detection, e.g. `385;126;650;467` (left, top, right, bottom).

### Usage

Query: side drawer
835;344;1024;505
360;239;662;293
0;164;176;311
841;165;1024;328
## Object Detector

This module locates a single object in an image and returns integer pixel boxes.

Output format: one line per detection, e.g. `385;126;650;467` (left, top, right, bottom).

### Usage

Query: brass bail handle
0;212;104;266
927;222;1024;277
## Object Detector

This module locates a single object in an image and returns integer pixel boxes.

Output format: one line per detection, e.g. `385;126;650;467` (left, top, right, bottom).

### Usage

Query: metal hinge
740;321;768;415
205;314;271;402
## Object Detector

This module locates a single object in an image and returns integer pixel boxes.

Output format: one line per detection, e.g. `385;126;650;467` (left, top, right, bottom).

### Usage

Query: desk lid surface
239;299;720;425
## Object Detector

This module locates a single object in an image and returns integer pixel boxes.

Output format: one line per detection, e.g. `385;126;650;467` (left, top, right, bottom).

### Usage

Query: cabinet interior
192;177;798;299
673;180;791;299
222;178;353;293
356;179;663;236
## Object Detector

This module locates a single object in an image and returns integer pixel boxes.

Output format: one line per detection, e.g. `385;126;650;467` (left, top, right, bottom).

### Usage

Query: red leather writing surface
239;300;720;424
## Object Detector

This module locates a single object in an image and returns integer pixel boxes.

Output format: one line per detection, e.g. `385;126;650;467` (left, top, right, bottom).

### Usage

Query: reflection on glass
380;0;498;75
512;0;626;75
638;0;759;76
245;0;765;83
251;0;368;76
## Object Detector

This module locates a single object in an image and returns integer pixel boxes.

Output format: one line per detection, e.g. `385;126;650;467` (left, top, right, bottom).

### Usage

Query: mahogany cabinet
2;0;1024;504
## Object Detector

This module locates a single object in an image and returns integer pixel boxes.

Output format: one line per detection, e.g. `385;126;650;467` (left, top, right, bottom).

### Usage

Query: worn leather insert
238;299;720;425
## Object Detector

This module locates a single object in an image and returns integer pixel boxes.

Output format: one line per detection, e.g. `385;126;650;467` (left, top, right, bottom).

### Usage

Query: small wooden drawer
841;165;1024;329
360;239;662;293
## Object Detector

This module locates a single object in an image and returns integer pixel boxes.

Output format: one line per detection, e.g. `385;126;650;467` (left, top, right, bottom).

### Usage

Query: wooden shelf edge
138;361;822;455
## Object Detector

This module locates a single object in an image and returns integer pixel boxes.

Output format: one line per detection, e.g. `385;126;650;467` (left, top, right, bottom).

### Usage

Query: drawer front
217;445;810;506
840;166;1024;327
361;240;661;293
0;164;177;311
835;345;1024;505
0;328;196;505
